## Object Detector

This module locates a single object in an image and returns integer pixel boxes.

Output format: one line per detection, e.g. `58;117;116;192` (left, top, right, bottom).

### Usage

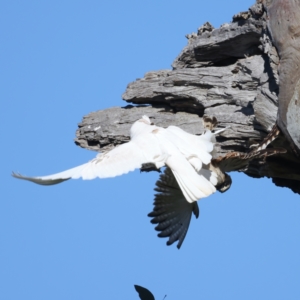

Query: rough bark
75;1;300;194
264;0;300;151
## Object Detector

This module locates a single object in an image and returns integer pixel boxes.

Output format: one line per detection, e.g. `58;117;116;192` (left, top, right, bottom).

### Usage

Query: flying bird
148;146;285;248
12;116;223;248
147;117;286;248
13;115;223;248
12;115;284;248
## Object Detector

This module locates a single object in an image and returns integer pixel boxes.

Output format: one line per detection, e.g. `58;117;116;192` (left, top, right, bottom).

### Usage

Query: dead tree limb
74;1;300;194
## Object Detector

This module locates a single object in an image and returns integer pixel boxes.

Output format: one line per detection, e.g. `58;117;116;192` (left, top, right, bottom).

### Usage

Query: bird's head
130;115;154;137
139;115;153;125
216;173;232;193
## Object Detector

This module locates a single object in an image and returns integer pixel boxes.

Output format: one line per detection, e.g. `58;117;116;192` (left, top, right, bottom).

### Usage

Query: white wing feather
166;126;214;164
12;141;150;185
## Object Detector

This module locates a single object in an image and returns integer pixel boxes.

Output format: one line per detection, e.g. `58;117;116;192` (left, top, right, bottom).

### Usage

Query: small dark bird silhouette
134;285;155;300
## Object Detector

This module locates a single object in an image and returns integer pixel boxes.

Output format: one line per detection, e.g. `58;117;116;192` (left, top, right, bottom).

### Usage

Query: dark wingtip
166;239;182;249
192;202;200;219
12;171;20;178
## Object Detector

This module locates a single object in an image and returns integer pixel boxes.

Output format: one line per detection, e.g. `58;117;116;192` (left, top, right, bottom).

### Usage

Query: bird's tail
167;155;216;203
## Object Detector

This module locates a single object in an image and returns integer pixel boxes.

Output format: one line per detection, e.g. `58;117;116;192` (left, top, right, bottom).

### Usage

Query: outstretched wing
12;141;148;185
148;167;199;249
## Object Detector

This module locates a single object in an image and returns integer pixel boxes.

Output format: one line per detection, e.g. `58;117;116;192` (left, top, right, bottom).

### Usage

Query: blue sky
2;0;300;299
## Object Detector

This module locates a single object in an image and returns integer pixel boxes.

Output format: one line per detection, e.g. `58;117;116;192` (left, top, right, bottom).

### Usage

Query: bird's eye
151;122;154;125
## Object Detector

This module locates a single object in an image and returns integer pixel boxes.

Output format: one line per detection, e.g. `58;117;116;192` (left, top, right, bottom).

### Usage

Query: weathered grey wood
173;16;264;68
75;1;300;194
264;0;300;151
75;105;209;152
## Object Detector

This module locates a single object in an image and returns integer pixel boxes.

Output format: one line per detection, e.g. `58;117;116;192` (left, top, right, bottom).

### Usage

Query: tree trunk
74;1;300;194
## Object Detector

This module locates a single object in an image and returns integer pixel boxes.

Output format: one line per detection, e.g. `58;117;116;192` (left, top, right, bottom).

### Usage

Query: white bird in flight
13;115;226;248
